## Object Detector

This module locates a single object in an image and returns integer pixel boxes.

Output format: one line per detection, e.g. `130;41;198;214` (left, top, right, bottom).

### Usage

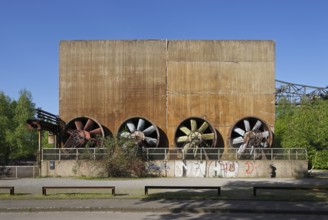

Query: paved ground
1;198;328;215
0;176;328;215
0;176;327;195
2;211;328;220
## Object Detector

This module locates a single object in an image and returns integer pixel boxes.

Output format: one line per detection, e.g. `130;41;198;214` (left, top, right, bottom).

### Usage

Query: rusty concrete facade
59;40;275;148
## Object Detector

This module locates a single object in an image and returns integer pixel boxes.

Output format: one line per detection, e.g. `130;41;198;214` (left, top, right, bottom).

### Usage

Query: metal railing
42;148;108;161
0;166;39;178
42;148;307;161
145;148;307;160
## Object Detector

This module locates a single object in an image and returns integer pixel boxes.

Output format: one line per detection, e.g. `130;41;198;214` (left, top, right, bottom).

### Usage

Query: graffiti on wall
245;161;254;174
175;160;206;177
215;161;239;178
146;160;277;178
268;163;276;178
146;161;170;175
207;161;239;177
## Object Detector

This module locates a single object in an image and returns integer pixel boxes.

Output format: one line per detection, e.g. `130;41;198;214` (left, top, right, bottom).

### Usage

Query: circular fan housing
62;116;105;148
174;117;217;149
228;116;273;158
117;116;160;148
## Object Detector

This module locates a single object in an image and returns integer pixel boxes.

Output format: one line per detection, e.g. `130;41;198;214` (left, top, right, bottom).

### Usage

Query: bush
99;136;147;177
312;150;328;169
275;99;328;169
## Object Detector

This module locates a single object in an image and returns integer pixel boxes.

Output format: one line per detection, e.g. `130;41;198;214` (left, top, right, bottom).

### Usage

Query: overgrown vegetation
311;150;328;169
275;98;328;169
95;136;148;177
0;89;37;164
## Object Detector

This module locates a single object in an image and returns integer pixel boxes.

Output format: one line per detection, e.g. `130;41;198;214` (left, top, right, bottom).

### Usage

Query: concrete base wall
146;160;308;178
41;160;308;178
41;160;107;177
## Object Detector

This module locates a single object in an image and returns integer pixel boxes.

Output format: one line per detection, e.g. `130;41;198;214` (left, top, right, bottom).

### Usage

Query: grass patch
1;190;327;202
141;187;328;202
1;178;328;202
0;193;116;200
144;193;328;202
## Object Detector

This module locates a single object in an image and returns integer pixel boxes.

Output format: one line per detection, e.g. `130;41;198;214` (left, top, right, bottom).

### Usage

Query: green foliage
0;92;12;163
0;89;37;163
275;99;328;169
98;136;147;177
312;150;328;169
41;132;57;148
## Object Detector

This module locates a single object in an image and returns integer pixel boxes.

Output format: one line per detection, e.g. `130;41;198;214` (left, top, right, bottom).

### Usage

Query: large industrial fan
228;116;272;159
117;116;160;149
62;116;106;148
174;117;218;156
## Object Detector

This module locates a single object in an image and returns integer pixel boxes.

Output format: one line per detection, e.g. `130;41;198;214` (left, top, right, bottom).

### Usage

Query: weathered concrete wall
146;160;308;178
59;40;275;148
41;160;308;178
41;160;107;177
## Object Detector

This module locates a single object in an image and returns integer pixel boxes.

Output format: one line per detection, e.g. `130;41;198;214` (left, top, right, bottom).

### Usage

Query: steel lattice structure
275;80;328;104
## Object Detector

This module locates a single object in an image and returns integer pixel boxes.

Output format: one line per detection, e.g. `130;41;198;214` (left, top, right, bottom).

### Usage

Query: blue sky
0;0;327;115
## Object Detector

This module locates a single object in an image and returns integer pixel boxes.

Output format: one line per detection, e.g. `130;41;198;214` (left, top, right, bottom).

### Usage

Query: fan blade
66;129;74;135
126;122;136;132
262;131;269;138
64;132;85;148
252;120;262;131
75;120;83;131
234;127;245;136
244;120;250;132
63;134;75;148
197;122;209;133
120;132;130;138
232;136;244;144
177;136;188;143
190;119;197;132
84;119;94;131
143;125;155;135
180;126;191;135
202;133;215;140
144;137;157;146
183;143;191;152
137;118;145;131
237;143;247;154
89;128;102;135
250;145;254;155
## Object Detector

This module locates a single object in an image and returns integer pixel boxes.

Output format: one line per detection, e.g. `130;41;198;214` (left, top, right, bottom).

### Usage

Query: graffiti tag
215;161;239;177
245;161;254;174
175;160;206;177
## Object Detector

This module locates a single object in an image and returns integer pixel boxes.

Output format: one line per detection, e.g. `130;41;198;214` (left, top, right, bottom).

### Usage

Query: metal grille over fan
117;116;160;149
174;117;217;153
62;116;105;148
228;116;272;158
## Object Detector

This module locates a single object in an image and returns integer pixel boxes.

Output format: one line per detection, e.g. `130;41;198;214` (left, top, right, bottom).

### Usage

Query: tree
274;98;295;148
275;99;328;169
2;89;37;161
0;92;12;164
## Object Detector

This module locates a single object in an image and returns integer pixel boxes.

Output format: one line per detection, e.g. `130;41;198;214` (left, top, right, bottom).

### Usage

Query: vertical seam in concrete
165;39;169;143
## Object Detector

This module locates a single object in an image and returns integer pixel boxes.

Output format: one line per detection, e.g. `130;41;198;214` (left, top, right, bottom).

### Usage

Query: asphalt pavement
0;176;327;215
